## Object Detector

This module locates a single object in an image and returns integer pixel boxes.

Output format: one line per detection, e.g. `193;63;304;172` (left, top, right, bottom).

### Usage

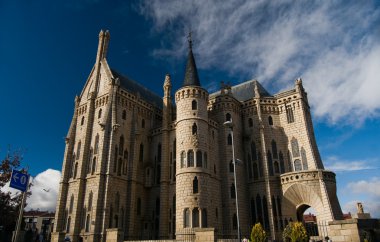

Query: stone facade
52;30;343;242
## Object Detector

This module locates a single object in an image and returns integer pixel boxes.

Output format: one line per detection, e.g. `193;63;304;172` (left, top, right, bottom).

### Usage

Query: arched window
231;184;236;199
87;148;93;174
118;158;122;176
301;147;308;170
187;150;194;167
91;157;96;175
141;119;145;128
287;150;293;172
268;116;273;125
193;176;199;194
81;116;85;126
156;197;160;215
115;192;120;211
122;110;126;120
69;195;74;213
229;160;234;173
277;196;282;217
271;140;278;159
192;123;197;135
137;198;141;215
227;134;232;145
184;208;190;228
119;136;124;155
88;191;93;211
294;159;302;171
226;113;231;121
286;105;294;123
258;152;263;177
196;151;202;167
192;100;197;110
85;214;90;232
274;161;280;174
256;194;263;225
76;141;81;160
114;215;119;228
192;208;199;227
251;198;256;224
139;143;144;162
291;138;300;157
73;162;78;179
267;151;274;176
204;152;208;168
94;134;99;154
271;196;277;217
253;163;258;180
181;151;186;168
262;196;269;230
232;214;237;230
66;216;71;233
251;141;257;161
98;108;102;119
279;152;285;174
248;118;253;127
202;209;207;227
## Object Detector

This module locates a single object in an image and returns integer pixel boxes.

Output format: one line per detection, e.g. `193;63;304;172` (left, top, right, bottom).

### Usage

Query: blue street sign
9;170;30;192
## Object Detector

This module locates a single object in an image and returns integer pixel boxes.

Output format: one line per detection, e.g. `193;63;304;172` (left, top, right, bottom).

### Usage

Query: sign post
10;170;30;242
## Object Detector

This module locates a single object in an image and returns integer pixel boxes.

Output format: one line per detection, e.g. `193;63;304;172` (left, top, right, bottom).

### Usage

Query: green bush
282;222;308;242
250;223;267;242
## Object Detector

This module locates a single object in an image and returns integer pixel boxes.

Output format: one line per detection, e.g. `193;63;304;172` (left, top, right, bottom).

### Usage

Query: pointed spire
182;32;201;87
96;29;110;62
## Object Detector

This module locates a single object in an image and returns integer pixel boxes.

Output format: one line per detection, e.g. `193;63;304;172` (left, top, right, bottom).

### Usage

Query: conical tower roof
182;33;201;87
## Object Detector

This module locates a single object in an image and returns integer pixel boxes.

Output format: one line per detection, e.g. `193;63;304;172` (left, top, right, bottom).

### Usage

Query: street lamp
223;119;241;241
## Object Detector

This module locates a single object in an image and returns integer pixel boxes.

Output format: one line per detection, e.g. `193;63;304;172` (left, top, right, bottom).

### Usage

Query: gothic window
76;141;81;160
274;161;280;174
262;196;269;230
98;108;102;119
226;113;231;121
184;208;190;228
272;196;277;217
231;184;236;199
267;151;274;176
81;116;85;126
88;191;93;211
192;208;199;228
118;158;122;176
119;136;124;155
137;197;141;215
139;143;144;162
122;110;126;120
279;152;285;174
301;147;308;170
271;140;278;159
286;105;294;123
253;162;258;180
251;198;256;224
141;119;145;128
277;196;282;217
251;141;257;161
69;195;74;213
109;206;113;228
287;150;293;172
94;134;99;154
232;214;237;230
229;160;234;173
202;209;207;227
214;164;216;174
247;154;252;179
192;123;197;135
187;150;194;167
114;215;119;228
91;157;96;175
291;138;300;157
115;193;120;211
156;198;160;215
85;214;90;232
294;159;302;171
121;208;124;228
258;152;263;177
87;148;93;174
73;162;78;179
192;100;197;110
157;144;162;163
227;134;232;145
193;176;199;194
204;152;208;168
268;116;273;125
216;207;218;218
181;151;186;168
196;151;202;167
248;118;253;127
66;216;71;233
256;194;263;225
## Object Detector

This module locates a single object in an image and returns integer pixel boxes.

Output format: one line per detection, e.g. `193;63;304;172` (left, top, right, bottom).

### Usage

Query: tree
0;148;29;241
282;222;308;242
250;223;267;242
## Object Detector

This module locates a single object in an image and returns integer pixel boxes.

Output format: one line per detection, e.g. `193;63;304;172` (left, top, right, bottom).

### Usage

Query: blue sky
1;0;379;216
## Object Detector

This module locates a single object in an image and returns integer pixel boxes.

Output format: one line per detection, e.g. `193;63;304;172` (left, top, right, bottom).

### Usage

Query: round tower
175;36;219;237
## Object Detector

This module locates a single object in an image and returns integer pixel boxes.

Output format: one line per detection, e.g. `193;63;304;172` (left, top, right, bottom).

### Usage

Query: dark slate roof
182;49;201;87
210;80;271;101
111;69;163;108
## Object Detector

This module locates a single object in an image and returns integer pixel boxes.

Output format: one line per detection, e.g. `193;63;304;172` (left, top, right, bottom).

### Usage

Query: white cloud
2;169;61;212
324;156;377;172
347;177;380;197
139;0;380;124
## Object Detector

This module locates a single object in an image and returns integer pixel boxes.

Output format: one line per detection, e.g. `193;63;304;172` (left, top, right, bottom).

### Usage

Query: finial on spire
187;31;193;50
